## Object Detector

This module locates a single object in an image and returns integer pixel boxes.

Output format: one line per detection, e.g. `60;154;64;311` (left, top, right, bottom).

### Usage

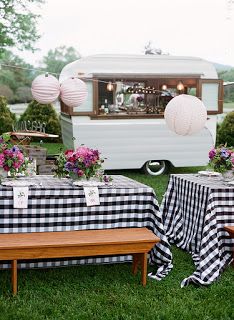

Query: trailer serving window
96;79;175;117
60;78;223;118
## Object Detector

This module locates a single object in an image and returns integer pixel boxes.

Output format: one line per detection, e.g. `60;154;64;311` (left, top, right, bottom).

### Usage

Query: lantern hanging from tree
31;74;60;104
60;78;88;108
164;94;207;135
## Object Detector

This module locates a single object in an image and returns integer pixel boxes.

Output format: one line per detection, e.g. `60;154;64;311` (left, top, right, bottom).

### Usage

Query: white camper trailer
59;54;223;175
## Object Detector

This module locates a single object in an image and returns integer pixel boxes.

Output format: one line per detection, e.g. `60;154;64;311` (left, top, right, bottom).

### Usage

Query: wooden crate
23;146;47;166
38;160;56;175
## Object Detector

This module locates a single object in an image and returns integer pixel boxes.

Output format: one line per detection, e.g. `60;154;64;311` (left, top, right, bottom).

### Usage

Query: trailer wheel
143;160;169;176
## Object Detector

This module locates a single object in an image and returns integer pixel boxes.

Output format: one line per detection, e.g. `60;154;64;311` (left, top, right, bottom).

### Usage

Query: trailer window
95;78;222;118
97;80;175;116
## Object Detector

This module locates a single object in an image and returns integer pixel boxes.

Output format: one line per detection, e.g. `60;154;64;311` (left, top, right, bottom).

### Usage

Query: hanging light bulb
161;84;167;90
107;81;114;91
177;81;184;91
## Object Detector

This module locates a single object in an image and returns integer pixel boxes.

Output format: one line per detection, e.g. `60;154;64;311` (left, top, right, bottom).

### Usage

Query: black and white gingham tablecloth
0;175;172;280
161;174;234;286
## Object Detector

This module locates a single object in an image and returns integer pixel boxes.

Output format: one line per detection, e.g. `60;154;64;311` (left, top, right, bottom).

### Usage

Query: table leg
132;254;140;275
11;260;17;295
140;253;147;287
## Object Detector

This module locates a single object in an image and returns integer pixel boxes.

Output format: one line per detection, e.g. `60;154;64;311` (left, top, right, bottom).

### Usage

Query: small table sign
13;187;29;208
83;186;100;206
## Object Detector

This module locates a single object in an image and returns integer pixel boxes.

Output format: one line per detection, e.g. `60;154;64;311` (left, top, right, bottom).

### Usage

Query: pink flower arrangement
0;134;28;178
208;145;234;173
64;146;104;180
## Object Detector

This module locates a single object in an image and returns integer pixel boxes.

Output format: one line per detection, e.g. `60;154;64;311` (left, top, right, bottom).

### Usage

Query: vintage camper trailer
59;54;223;175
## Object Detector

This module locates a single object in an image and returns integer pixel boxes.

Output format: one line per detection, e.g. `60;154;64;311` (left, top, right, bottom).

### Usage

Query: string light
0;63;59;76
107;81;114;91
177;81;184;91
0;62;167;94
0;62;114;85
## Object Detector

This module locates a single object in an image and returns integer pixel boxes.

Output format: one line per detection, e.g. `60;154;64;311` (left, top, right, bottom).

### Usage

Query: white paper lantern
31;74;60;104
60;78;88;108
164;94;207;135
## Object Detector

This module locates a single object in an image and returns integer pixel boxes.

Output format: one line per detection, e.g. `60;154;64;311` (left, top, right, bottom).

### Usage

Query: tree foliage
217;111;234;147
42;46;81;74
218;69;234;82
15;86;32;102
20;100;61;141
219;69;234;102
0;96;16;134
0;0;44;56
0;50;34;102
0;84;14;101
0;46;81;103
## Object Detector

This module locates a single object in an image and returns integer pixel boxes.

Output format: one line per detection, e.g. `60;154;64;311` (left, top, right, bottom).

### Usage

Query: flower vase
222;170;233;182
0;167;8;179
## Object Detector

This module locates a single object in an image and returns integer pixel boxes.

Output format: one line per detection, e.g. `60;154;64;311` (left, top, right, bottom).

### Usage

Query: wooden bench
0;227;159;295
224;226;234;267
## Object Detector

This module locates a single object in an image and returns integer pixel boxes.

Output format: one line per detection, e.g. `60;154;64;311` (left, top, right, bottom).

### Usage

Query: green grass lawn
223;102;234;113
31;142;66;155
0;147;233;320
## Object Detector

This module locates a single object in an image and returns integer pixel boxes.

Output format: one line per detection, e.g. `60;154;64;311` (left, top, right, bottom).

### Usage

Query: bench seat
0;227;159;295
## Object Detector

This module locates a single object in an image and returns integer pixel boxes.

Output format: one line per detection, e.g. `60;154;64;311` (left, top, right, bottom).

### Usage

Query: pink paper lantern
60;78;88;108
164;94;207;135
31;74;60;104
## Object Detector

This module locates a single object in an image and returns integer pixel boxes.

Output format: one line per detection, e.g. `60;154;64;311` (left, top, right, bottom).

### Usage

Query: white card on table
13;186;29;208
83;186;100;206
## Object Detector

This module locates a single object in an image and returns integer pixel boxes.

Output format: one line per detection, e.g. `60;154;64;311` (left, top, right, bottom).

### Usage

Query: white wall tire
143;160;169;176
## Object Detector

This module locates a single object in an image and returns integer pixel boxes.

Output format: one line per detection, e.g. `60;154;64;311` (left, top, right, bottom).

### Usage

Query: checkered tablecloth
0;175;172;280
161;174;234;286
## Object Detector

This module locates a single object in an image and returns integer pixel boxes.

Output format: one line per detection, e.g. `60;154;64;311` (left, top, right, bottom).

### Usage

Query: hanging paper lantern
164;94;207;135
31;74;60;104
60;78;88;108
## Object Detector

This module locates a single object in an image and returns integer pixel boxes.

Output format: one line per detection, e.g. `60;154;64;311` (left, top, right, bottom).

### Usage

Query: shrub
217;111;234;147
0;85;14;102
20;100;61;142
0;95;16;134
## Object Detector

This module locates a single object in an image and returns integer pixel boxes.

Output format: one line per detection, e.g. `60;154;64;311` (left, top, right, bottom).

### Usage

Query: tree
0;0;44;57
0;84;14;102
217;111;234;147
218;69;234;102
0;96;16;134
20;100;61;142
218;69;234;82
42;46;81;74
15;87;32;103
0;51;34;102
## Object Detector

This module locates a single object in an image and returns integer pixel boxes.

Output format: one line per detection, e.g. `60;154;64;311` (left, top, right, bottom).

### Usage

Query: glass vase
222;170;233;182
0;167;8;179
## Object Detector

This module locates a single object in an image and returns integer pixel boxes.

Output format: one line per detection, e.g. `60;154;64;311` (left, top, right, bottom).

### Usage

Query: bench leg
140;253;147;287
11;260;17;296
132;254;140;275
